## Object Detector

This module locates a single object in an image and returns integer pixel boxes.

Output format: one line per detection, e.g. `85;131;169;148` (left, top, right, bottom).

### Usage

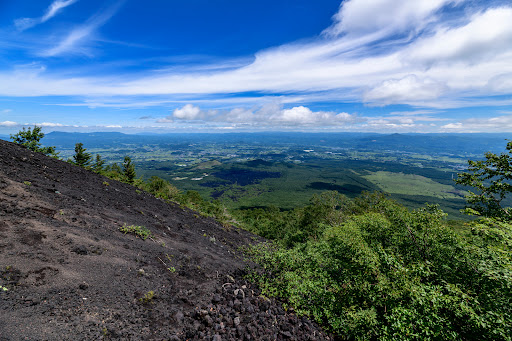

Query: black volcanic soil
0;139;330;340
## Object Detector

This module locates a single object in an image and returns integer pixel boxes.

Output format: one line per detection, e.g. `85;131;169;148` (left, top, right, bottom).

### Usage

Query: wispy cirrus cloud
14;0;78;31
2;1;508;107
2;0;512;134
40;0;125;57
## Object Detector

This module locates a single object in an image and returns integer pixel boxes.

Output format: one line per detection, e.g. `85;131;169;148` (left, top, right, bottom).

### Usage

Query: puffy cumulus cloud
173;104;203;120
277;106;322;124
269;106;360;126
157;103;362;128
364;75;447;105
441;122;463;130
324;0;463;37
156;104;217;123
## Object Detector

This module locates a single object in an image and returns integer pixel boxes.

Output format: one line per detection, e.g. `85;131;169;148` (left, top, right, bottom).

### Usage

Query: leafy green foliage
71;143;92;168
119;224;152;240
10;126;58;157
236;191;358;246
142;176;180;201
455;140;512;219
246;194;512;340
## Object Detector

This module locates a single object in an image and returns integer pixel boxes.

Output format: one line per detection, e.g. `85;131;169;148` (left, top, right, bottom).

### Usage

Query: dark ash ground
0;139;330;340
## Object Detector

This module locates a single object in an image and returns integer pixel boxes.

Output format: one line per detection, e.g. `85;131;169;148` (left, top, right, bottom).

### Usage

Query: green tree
72;142;92;168
123;156;136;183
455;140;512;219
10;126;58;157
91;154;105;173
109;163;122;174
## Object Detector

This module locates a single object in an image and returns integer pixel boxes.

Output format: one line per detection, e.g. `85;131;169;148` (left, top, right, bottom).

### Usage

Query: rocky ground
0;139;331;340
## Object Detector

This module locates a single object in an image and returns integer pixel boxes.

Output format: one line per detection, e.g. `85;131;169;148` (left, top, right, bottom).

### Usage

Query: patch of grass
119;224;152;240
23;181;31;186
363;171;466;199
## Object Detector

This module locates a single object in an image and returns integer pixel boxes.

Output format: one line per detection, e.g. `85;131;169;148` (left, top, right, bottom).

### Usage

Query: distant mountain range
38;131;510;155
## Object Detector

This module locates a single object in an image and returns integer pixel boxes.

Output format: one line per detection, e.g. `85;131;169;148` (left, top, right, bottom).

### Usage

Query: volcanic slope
0;139;330;341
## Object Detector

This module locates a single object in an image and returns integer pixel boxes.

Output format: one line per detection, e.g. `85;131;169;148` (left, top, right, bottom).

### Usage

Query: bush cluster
245;194;512;340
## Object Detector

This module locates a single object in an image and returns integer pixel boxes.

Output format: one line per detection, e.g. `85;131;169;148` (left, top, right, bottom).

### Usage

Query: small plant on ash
139;290;155;304
23;181;31;186
119;224;152;240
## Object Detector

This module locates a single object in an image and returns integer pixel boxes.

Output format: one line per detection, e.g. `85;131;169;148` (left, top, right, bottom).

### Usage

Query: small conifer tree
123;156;136;183
92;154;105;173
72;142;92;168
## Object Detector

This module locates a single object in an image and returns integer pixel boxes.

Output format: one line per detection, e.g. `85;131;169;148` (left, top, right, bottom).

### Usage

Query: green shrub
139;290;155;304
119;224;152;240
246;195;512;340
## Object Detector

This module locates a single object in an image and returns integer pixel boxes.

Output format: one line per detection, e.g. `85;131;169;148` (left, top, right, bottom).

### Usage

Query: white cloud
278;106;319;123
172;104;203;120
1;0;512;124
0;121;18;127
324;0;463;38
155;117;174;123
1;109;12;114
487;72;512;93
14;0;78;31
35;122;65;127
440;114;512;132
157;103;362;128
441;122;463;130
14;18;38;31
364;75;447;105
41;0;78;23
406;7;512;65
41;1;123;57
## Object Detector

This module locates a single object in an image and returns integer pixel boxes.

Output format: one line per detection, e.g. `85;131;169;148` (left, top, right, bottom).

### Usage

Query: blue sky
1;0;512;134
